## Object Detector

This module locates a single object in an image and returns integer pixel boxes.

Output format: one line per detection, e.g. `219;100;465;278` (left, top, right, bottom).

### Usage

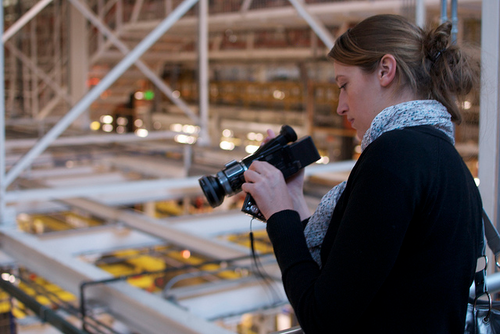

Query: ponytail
422;22;478;124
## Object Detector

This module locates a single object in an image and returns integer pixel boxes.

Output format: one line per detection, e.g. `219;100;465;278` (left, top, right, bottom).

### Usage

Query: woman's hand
261;129;304;195
240;128;310;221
242;160;294;220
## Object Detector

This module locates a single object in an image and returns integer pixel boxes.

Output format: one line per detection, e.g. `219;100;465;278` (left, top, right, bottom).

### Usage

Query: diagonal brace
288;0;335;49
4;41;72;104
2;0;53;43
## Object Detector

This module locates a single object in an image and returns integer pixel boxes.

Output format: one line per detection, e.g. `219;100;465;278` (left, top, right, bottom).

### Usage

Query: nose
336;96;347;116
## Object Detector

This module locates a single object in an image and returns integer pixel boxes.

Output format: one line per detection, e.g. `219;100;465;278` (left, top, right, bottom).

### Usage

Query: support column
479;1;500;237
69;4;90;130
198;0;210;146
1;1;6;224
0;4;15;226
415;0;425;28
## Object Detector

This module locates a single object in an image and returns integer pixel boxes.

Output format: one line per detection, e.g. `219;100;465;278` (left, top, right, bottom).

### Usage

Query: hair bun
424;21;452;62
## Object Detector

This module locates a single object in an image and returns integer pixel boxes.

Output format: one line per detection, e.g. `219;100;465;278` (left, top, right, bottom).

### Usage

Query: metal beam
37;94;64;119
4;175;200;203
3;0;199;188
30;15;39;118
0;0;6;223
415;0;426;28
90;38;115;64
130;0;145;22
479;0;500;262
4;41;72;104
68;0;199;124
1;0;53;43
198;0;210;145
240;0;253;12
5;129;182;149
59;197;251;260
287;0;335;49
121;1;407;33
69;2;89;130
97;47;325;62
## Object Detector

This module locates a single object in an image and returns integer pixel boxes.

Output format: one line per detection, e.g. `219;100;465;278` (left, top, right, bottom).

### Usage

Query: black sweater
267;126;483;333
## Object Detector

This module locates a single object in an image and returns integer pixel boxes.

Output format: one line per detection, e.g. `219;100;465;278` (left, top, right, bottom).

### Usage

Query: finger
248;160;271;173
262;129;276;144
243;169;260;183
241;182;255;193
248;160;261;171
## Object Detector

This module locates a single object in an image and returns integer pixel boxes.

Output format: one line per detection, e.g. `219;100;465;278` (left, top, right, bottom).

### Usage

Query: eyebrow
334;75;345;83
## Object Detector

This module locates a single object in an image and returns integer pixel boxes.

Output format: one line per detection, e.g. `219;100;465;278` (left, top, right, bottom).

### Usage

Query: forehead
333;62;361;81
334;61;377;85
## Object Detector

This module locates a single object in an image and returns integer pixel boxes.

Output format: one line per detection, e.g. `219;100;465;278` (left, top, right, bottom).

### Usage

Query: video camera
198;125;320;221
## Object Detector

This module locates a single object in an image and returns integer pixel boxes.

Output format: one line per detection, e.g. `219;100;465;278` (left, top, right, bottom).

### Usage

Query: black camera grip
242;193;266;222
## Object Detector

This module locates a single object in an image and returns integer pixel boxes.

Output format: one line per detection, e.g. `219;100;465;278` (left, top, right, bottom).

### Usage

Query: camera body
198;125;320;220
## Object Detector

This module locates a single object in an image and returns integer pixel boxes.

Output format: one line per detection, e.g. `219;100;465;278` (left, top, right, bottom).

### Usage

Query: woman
242;14;483;333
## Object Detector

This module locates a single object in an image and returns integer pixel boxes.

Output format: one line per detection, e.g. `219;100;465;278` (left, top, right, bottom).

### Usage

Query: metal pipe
440;0;448;23
162;264;271;299
451;0;458;44
2;0;53;43
0;277;87;334
272;326;304;334
4;0;199;188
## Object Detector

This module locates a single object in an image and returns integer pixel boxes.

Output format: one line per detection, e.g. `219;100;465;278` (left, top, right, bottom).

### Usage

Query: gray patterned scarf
304;100;455;267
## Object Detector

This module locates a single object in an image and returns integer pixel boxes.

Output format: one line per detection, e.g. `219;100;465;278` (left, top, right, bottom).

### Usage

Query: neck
384;86;419;109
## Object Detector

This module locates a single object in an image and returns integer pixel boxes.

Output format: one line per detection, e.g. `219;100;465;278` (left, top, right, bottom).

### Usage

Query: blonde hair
328;14;478;124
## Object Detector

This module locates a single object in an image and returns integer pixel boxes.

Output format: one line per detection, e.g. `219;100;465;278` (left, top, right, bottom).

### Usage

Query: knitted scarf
304;100;455;267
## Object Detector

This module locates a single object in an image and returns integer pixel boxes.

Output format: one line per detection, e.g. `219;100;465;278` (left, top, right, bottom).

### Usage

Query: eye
339;83;347;91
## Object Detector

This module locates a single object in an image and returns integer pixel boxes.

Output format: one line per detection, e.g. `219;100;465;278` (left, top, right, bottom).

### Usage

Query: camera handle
242;193;266;222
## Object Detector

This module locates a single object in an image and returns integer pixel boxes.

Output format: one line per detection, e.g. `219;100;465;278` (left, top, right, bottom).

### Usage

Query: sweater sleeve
267;210;320;277
266;132;424;333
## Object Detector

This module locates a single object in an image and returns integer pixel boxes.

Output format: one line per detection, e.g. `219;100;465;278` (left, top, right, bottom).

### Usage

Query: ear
377;54;397;87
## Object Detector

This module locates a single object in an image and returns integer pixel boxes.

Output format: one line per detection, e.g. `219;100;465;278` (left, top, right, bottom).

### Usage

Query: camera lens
198;175;225;207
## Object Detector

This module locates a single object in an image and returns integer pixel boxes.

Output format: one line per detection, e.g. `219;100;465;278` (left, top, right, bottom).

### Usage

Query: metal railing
272;326;304;334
